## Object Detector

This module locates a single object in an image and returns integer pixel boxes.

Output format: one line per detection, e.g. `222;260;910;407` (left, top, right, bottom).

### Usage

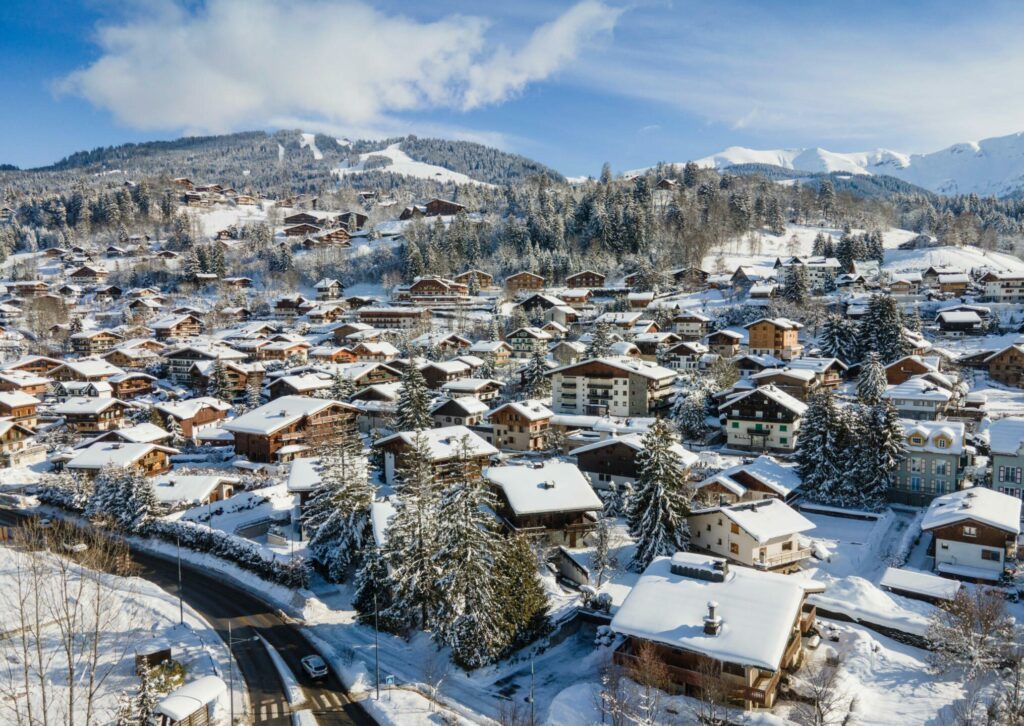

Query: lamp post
226;619;259;725
176;534;183;625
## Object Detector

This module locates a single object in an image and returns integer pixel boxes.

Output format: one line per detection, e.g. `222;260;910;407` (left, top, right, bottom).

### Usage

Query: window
936;438;948;449
729;542;739;555
935;462;948;476
963;525;977;538
782;541;793;551
910;458;925;473
731;422;739;429
730;523;740;534
999;466;1005;482
910;476;921;491
779;425;787;432
780;437;788;445
982;549;1001;562
706;524;711;532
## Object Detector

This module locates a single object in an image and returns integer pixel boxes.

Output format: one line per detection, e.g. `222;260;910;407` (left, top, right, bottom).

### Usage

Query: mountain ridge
631;131;1024;197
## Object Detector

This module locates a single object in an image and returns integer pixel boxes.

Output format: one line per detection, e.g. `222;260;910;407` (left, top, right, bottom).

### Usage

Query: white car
300;655;328;681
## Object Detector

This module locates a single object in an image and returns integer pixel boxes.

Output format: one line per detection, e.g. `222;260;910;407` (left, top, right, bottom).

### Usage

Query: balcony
753;547;813;570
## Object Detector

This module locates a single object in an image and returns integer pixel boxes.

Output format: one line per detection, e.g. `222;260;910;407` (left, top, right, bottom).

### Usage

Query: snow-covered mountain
659;132;1024;197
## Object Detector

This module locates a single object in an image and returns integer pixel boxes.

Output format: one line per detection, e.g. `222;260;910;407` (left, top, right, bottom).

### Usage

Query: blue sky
3;0;1024;176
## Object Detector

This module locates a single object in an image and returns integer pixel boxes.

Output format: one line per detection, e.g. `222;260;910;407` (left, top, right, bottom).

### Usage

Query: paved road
0;508;375;726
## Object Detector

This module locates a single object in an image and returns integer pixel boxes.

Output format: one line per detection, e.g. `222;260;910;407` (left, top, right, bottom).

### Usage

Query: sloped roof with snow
222;396;353;435
374;425;498;460
484;462;602;515
568;432;699;468
988;416;1024;455
922;487;1021;535
152;474;239;504
704;498;815;544
721;385;808;416
67;441;177;470
488;399;553;422
157;396;232;420
611;552;807;671
54;396;127;415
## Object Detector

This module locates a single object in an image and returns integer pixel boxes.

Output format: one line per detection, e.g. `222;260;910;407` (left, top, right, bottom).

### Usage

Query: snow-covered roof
548;356;677;381
420;360;470;374
106;422;170;444
883;377;952;402
879;567;961;601
901;419;965;454
721;384;808;416
988;416;1024;455
488;399;553;422
433;396;489;416
568;432;699;468
52;358;126;378
374;425;498;460
484;462;602;516
937;311;981;324
697;498;815;544
786;356;848;373
922;487;1021;535
468;340;510;353
0;391;39;408
54;396;127;415
222;396;352;435
67;441;177;470
156;677;227;721
611;552;808;671
440;378;502;393
750;367;817;383
156;396;232;420
152;474;239;504
745;317;803;331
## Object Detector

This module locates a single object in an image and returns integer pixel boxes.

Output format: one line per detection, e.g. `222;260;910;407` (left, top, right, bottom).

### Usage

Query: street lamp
176;534;183;625
226;619;259;725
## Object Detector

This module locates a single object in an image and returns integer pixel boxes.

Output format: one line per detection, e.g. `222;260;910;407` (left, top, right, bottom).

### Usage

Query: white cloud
570;4;1024;151
57;0;622;135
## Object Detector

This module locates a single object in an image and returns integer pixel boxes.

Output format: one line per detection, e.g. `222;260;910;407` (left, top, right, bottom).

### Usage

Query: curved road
0;508;374;726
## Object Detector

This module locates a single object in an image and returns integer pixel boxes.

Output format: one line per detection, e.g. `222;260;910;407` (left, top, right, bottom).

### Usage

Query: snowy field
0;545;237;724
333;142;492;187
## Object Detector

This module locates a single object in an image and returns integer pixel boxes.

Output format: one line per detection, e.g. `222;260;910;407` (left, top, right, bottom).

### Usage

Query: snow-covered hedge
146;519;309;589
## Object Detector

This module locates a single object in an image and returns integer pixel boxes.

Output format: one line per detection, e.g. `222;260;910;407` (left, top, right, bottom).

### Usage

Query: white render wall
935;538;1004;577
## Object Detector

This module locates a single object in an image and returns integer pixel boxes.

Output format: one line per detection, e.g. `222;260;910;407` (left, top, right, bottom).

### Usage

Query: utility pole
228;620;234;726
374;588;380;701
176;534;183;625
529;658;535;726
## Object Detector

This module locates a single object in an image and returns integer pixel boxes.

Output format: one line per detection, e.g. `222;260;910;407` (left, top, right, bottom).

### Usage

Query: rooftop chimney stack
703;600;722;636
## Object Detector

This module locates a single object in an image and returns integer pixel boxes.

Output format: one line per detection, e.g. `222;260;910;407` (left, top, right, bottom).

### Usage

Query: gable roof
221;396;354;436
484;462;603;516
922;487;1021;535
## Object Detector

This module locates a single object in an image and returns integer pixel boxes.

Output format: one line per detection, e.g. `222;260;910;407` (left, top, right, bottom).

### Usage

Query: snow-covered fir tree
352;544;402;631
585;320;614;358
495;534;550;653
522;342;551;399
86;465;129;526
819;314;859;364
794;390;854;506
850;400;905;510
671;384;712;440
303;443;373;581
856;352;887;405
859;294;912;363
330;368;355;401
782;265;809;303
381;431;441;629
432;437;508;668
391;363;432;432
626;418;692;571
206;358;232;401
166;415;187;448
244;374;263;411
136;665;160;725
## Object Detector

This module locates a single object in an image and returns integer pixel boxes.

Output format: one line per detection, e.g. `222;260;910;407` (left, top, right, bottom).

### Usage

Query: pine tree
206;358;232;401
817;179;836;222
148;406;165;429
794;391;853;505
856;352;887;405
495;534;550;654
626;419;692;571
136;665;160;725
244;374;263;411
819;314;858;364
391;364;432;432
671;387;711;440
120;469;157;533
859;294;912;363
432;437;507;667
330;368;355;401
592;514;613;587
849;400;905;510
303;444;373;581
585;321;613;358
522;342;551;399
352;545;401;631
782;265;809;303
86;465;129;525
382;431;440;629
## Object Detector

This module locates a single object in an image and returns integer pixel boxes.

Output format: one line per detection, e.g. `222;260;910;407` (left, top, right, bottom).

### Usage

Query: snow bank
258;634;305;706
809;576;933;637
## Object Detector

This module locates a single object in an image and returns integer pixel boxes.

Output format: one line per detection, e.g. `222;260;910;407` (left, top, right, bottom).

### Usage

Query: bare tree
928;588;1016;679
627;640;672;725
421;648;450;713
791;655;850;726
688;656;734;725
595;663;634;726
0;520;142;726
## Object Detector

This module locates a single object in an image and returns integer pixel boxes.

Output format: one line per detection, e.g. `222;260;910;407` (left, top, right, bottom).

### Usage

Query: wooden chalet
453;269;494;288
222;396;358;463
564;270;606;288
505;271;546;293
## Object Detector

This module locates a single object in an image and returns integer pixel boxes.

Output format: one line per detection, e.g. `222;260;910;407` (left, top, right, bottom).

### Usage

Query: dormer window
963;526;977;538
936;438;948;449
909;435;923;445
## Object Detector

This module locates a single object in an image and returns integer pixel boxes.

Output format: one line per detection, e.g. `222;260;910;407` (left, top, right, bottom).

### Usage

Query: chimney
703;601;722;636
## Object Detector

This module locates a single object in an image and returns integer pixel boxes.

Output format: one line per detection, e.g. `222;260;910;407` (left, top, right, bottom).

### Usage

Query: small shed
879;566;962;604
155;676;226;726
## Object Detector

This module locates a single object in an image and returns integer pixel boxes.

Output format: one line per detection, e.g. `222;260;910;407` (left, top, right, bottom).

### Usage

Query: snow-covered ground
299;132;323;161
0;545;239;724
883;244;1024;274
333;142;492;187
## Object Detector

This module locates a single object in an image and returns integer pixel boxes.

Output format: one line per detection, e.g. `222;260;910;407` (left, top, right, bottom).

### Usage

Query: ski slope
333;143;492;186
299;132;323;160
